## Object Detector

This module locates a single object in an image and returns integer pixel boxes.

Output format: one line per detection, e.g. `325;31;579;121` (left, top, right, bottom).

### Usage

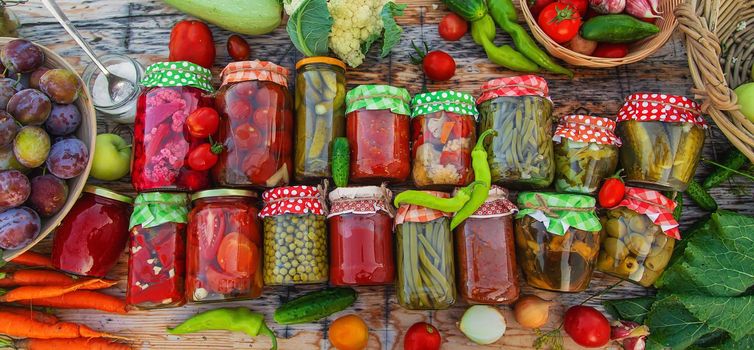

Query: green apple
734;82;754;123
90;133;131;181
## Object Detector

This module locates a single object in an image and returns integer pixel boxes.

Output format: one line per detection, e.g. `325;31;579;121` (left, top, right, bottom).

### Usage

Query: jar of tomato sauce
345;85;411;184
212;61;293;188
52;186;133;277
328;186;395;286
132;61;215;192
187;189;263;303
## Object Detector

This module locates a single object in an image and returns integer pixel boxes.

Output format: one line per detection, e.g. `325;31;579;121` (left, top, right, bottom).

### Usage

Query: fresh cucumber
685;180;718;212
331;137;350;187
702;149;749;189
274;287;357;325
581;15;660;43
442;0;488;22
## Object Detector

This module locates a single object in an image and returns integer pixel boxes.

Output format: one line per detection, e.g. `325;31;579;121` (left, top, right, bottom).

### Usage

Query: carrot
439;121;454;143
0;305;58;324
0;311;119;339
0;270;117;288
8;251;53;268
16;290;128;314
20;338;132;350
0;278;117;302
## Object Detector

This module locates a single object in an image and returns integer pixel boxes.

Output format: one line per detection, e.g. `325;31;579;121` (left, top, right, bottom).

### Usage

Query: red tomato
558;0;588;16
529;0;555;17
438;13;468;41
598;173;625;208
187;143;222;171
198;210;225;260
252;108;274;129
216;232;259;275
538;3;582;44
227;34;251;61
186;107;220;138
422;51;456;81
233;124;261;149
205;265;249;294
168;20;216;69
228;100;253;120
404;322;441;350
564;306;611;348
593;43;629;58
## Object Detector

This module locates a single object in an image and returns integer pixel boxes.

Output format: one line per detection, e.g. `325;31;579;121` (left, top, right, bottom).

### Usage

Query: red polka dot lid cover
617;93;707;127
554;115;621;146
260;185;327;217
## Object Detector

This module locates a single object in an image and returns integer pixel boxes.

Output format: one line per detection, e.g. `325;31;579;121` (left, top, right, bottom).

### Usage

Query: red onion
626;0;662;19
589;0;626;14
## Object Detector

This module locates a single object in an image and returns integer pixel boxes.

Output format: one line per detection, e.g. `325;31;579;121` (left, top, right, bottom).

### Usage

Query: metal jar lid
191;189;258;201
83;185;133;204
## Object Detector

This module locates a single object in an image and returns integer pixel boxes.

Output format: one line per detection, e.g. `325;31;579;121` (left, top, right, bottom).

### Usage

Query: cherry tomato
206;265;249;294
538;3;582;44
228;99;253;120
558;0;588;16
529;0;555;18
226;34;251;61
438;13;468;41
188;143;222;171
217;232;258;275
593;43;629;58
422;50;456;81
168;20;215;69
186;107;220;138
252;107;274;129
598;173;626;208
564;306;611;348
328;315;369;350
233;124;261;149
404;322;441;350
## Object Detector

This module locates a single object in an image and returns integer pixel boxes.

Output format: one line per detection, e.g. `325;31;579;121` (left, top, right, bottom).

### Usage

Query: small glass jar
52;186;133;277
260;186;328;285
553;115;620;194
477;75;554;189
187;189;263;303
410;91;477;188
294;57;347;183
131;61;215;192
617;93;707;191
328;186;395;286
212;61;293;188
127;193;189;309
514;192;601;292
82;54;144;123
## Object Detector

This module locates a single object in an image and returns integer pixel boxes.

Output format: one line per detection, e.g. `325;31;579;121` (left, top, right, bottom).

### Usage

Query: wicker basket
676;0;754;161
520;0;684;67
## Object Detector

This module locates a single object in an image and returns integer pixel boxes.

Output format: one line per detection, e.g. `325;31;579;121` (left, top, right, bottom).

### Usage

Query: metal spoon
41;0;135;102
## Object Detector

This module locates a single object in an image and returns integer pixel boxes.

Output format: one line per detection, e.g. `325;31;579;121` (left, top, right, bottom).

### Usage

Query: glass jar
514;192;601;292
260;186;328;285
127;193;189;309
294;57;347;183
212;61;293;188
328;186;395;286
617;93;707;191
597;187;679;287
52;186;133;277
187;189;263;302
345;85;411;184
454;186;520;304
395;191;456;310
477;75;554;189
410;91;477;188
82;54;144;123
132;61;215;192
553;115;620;194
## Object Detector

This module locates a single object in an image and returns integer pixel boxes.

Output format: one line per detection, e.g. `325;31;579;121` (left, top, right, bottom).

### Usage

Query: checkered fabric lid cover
129;192;190;230
617;93;707;128
613;186;680;239
395;191;452;225
142;61;214;92
346;85;411;115
328;185;395;218
410;90;478;118
220;60;289;88
260;185;327;217
476;74;550;105
516;192;601;236
468;185;518;218
553;115;621;146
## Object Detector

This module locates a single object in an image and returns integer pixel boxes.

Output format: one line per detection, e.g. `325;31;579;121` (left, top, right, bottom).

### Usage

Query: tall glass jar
514;192;601;292
132;61;215;192
186;189;263;303
294;57;347;183
345;85;411;184
328;186;395;286
553;115;620;194
212;61;293;188
411;91;477;189
477;75;554;189
127;193;188;309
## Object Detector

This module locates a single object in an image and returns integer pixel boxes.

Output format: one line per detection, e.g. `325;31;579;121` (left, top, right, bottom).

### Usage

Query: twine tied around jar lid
613;187;679;239
260;183;328;218
515;192;601;236
328;184;395;218
476;75;551;105
527;193;594;218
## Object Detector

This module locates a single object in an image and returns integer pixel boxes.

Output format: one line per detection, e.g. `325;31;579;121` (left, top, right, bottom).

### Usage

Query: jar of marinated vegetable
411;91;477;188
328;185;395;286
294;57;347;183
477;75;554;189
345;85;411;184
212;61;293;188
187;189;263;303
132;61;215;192
260;185;328;285
455;186;520;304
616;93;707;191
514;192;602;292
597;187;678;287
553;115;620;194
127;192;188;309
395;191;456;310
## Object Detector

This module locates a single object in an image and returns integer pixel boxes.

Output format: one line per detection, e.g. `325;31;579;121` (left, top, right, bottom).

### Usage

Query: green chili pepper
478;33;540;73
394;181;484;212
168;307;277;350
450;130;497;230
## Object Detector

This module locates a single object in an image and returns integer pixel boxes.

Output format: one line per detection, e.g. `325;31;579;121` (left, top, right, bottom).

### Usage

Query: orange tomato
217;232;259;274
328;315;369;350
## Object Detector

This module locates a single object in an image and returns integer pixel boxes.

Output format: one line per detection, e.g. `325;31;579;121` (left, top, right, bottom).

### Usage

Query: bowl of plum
0;38;96;262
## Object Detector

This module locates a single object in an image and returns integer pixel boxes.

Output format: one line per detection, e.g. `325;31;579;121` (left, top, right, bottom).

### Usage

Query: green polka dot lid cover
410;90;478;118
141;61;214;92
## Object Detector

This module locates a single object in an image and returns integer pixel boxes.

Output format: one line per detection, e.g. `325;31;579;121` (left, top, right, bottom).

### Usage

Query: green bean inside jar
553;115;620;194
616;93;707;192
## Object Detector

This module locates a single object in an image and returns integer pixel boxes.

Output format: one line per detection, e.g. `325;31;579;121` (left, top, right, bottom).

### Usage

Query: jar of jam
411;91;477;188
212;61;294;188
345;85;411;184
127;192;188;309
328;186;395;286
132;61;215;192
260;186;328;285
187;189;263;302
52;186;133;277
454;186;520;304
294;57;347;183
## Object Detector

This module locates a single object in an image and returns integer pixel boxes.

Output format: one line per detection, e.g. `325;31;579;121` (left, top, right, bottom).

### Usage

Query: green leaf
603;296;656;324
380;2;407;58
646;296;716;350
716;334;754;350
676;294;754;341
286;0;332;57
361;32;381;55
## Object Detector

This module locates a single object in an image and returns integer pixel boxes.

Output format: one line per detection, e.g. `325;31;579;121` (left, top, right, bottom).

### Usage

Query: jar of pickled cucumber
294;57;347;183
597;187;679;287
514;192;602;292
395;191;456;310
477;75;554;189
616;93;707;191
260;185;328;285
553;115;620;194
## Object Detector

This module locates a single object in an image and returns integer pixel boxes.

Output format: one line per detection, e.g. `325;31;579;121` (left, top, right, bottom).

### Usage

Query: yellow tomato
328;314;369;350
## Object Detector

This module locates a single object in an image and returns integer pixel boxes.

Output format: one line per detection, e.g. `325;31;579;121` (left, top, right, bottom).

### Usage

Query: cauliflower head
328;0;388;68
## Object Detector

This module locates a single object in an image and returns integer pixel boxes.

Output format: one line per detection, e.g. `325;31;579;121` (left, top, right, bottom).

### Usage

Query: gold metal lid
191;189;258;201
295;56;346;70
83;185;133;204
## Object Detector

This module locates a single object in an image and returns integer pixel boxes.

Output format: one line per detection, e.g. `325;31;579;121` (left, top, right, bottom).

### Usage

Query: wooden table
10;0;754;349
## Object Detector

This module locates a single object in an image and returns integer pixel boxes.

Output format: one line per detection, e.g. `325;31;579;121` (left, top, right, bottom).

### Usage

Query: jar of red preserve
132;61;215;192
127;192;189;309
52;186;133;277
345;85;411;184
328;186;395;286
212;61;293;188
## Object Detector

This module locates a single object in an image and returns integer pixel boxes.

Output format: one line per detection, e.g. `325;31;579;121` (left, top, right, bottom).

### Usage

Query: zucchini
331;137;350;187
442;0;488;22
163;0;282;35
702;149;749;189
274;287;357;325
685;180;718;212
581;15;660;43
